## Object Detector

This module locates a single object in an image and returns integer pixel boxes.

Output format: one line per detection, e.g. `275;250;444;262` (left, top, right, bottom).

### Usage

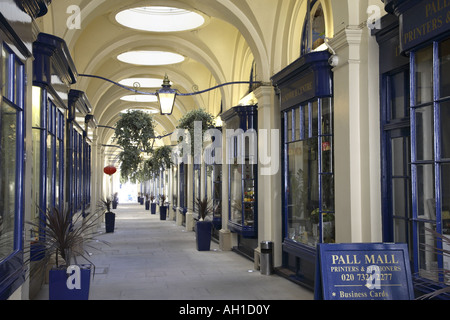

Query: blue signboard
314;243;414;300
400;0;450;52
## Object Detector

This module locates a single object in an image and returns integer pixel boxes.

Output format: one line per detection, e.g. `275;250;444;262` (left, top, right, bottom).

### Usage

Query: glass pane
392;178;406;217
321;136;332;173
286;110;292;143
415;106;434;161
439;38;450;98
230;164;242;224
415;46;433;105
416;164;436;220
394;218;407;243
311;4;325;51
303;104;309;140
47;135;53;209
294;108;300;141
418;222;439;281
31;129;40;221
55;139;60;209
441;164;450;232
390;72;406;120
14;59;22;106
173;166;178;206
322;173;334;211
321;98;332;135
392;137;405;176
440;101;450;159
0;102;17;260
2;47;10;99
287;139;319;246
213;165;222;219
312;101;318;137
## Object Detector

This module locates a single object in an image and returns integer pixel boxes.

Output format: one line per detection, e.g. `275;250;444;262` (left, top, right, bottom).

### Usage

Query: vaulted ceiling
34;0;335;161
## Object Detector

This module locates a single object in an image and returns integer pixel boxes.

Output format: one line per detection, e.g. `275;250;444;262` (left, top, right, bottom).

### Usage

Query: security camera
328;55;339;67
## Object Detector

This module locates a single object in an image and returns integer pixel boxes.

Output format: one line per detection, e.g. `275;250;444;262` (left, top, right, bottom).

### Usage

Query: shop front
377;0;450;298
272;51;333;289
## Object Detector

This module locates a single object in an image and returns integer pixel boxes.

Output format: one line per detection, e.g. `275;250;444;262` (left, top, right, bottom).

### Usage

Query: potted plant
98;197;115;233
159;194;168;220
145;193;150;211
176;109;215;157
150;194;156;215
112;192;119;209
194;197;214;251
113;110;156;183
26;206;107;300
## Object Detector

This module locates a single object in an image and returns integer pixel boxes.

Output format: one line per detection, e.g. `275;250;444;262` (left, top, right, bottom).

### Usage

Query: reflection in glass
439;38;450;98
287;139;321;245
415;46;433;105
390;71;407;120
440;101;450;159
415;106;434;161
416;164;436;220
0;102;17;260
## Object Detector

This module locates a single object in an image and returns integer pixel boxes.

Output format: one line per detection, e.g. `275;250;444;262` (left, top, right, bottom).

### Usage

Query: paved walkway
33;203;313;300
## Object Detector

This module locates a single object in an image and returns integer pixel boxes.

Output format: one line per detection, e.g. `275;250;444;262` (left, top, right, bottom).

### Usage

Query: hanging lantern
104;165;117;176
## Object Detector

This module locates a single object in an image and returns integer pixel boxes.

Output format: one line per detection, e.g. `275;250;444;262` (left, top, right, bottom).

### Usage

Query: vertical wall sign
314;243;414;300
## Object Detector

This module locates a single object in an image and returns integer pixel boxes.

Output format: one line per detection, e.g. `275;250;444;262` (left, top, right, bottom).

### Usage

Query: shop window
0;42;25;297
410;39;450;284
284;98;334;246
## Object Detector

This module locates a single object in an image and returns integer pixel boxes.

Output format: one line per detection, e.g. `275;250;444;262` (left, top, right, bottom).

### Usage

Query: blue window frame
410;39;450;287
0;42;25;299
283;98;334;247
381;67;412;245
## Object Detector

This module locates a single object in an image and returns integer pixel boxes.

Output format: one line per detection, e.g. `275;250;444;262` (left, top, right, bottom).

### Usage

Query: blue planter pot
151;203;156;215
49;265;91;300
196;221;212;251
145;200;150;210
105;212;115;233
160;206;167;220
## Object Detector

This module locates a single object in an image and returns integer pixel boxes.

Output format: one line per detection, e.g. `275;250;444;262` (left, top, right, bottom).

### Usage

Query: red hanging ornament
104;165;117;176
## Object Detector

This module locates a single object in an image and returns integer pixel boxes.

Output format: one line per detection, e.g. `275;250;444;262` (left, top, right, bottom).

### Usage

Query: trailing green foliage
114;110;156;153
177;108;215;155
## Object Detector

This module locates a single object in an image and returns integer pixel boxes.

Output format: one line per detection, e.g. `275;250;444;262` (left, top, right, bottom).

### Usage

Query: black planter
196;221;212;251
145;200;150;210
151;203;156;215
160;206;167;220
105;212;115;233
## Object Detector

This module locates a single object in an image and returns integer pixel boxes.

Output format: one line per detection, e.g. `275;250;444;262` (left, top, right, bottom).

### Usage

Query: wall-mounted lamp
80;73;260;116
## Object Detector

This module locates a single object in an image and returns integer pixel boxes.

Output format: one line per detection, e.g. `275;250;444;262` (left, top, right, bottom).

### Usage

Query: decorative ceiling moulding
19;0;52;19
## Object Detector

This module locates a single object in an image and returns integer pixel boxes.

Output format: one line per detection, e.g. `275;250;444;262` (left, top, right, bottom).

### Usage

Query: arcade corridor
32;203;313;300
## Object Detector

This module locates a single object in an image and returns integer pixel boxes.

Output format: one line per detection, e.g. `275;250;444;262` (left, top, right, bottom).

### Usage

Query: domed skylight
120;94;158;103
119;78;165;88
117;51;185;66
115;6;205;32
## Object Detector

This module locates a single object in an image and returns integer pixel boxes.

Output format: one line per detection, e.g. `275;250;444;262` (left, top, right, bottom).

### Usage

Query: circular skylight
121;108;159;114
120;94;158;103
115;6;205;32
119;78;164;88
117;51;185;66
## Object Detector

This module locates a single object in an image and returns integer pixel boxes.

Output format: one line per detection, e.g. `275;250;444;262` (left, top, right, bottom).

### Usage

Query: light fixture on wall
80;73;261;116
